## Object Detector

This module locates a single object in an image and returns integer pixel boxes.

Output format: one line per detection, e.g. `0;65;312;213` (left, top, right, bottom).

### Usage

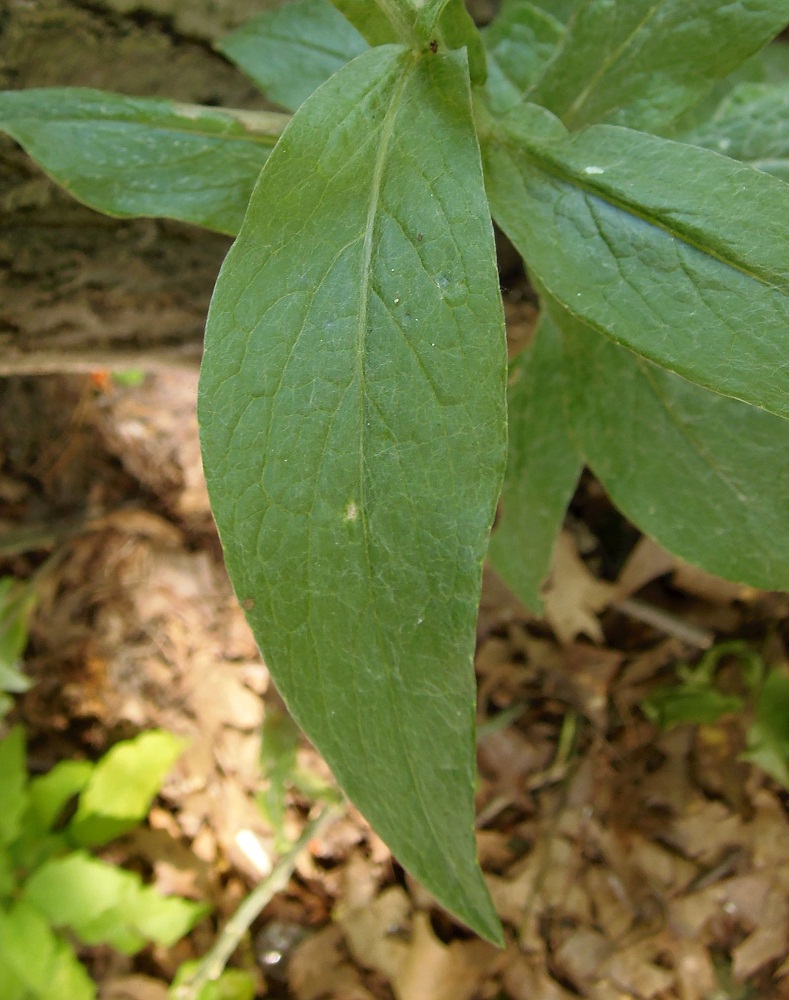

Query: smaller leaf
743;669;789;789
487;313;581;611
0;900;96;1000
436;0;487;84
556;306;789;590
23;852;206;954
527;0;576;21
257;707;299;847
12;760;94;872
0;726;27;848
683;81;789;182
0;89;286;235
171;964;256;1000
527;0;789;132
28;760;94;832
69;729;186;847
0;576;36;683
481;0;564;116
645;685;744;729
218;0;369;113
331;0;401;44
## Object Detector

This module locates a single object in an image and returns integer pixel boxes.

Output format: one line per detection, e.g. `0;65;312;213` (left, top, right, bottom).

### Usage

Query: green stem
173;805;340;999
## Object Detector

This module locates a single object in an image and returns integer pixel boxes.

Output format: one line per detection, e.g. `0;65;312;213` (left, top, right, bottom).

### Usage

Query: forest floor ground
1;365;788;1000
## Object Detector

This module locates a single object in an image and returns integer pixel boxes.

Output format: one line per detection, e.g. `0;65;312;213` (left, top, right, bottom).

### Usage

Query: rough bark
0;0;277;373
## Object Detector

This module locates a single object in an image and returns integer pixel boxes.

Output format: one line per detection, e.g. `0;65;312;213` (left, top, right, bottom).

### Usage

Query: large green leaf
0;89;287;235
555;304;789;590
482;0;564;116
199;45;505;943
527;0;789;132
487;314;581;611
483;107;789;421
683;81;789;182
217;0;369;113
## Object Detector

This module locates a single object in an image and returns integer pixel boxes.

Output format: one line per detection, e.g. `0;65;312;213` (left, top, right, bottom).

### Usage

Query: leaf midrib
8;117;280;148
351;53;460;866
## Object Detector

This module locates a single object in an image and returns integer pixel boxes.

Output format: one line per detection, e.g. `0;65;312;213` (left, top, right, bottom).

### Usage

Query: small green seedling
0;727;206;999
646;641;789;789
2;0;789;940
0;577;37;720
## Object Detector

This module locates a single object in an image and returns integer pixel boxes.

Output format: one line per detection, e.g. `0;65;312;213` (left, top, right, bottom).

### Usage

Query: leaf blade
555;304;789;590
481;0;565;116
0;89;285;235
199;47;506;942
682;80;789;182
484;110;789;421
487;314;582;611
528;0;789;132
217;0;369;112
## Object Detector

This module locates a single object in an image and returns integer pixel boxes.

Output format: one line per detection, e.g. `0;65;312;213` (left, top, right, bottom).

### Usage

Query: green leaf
435;0;487;84
199;46;505;944
23;852;206;954
0;577;36;683
527;0;789;132
528;0;576;21
171;965;256;1000
483;108;789;422
555;306;789;591
0;900;96;1000
682;81;789;182
0;726;27;848
28;760;94;832
69;730;186;847
743;669;789;788
257;707;300;847
645;685;743;728
12;760;93;874
0;89;286;235
761;41;789;83
331;0;401;44
217;0;369;113
481;0;564;115
487;314;581;611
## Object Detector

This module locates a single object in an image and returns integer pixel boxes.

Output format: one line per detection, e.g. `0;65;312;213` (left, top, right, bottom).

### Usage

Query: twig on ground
173;803;341;1000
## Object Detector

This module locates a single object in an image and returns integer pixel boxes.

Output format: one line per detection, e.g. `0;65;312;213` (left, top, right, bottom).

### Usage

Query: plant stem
173;804;340;999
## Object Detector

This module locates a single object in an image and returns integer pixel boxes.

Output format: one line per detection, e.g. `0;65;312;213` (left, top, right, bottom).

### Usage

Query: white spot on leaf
583;166;605;175
345;501;358;522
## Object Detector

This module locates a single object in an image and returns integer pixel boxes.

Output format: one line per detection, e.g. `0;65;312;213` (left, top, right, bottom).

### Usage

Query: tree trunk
0;0;277;374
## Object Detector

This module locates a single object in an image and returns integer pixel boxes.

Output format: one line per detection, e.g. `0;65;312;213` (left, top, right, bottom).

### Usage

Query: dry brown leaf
289;925;376;1000
100;975;169;1000
602;938;675;999
671;559;755;604
732;885;789;980
673;940;717;1000
501;951;578;1000
615;536;675;599
553;928;610;992
338;885;411;982
542;532;615;643
390;913;496;1000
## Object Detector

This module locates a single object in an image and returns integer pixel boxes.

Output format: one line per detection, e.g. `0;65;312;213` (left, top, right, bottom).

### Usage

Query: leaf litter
1;371;788;998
